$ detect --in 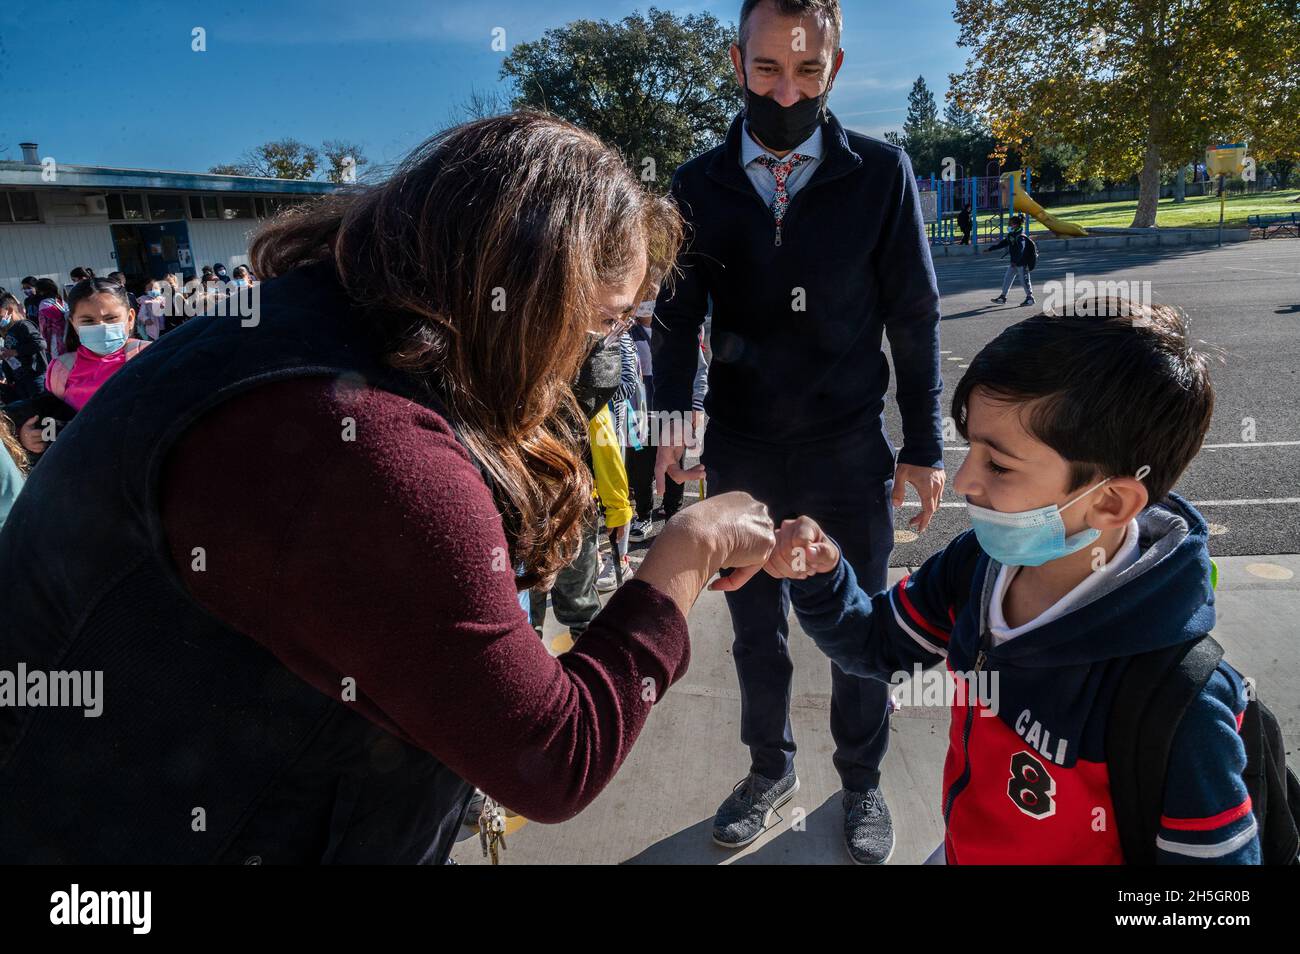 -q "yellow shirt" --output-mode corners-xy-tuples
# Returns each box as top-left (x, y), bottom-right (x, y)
(588, 405), (633, 529)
